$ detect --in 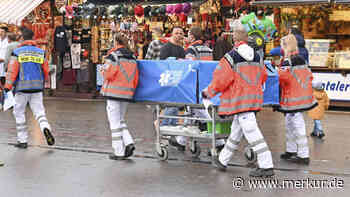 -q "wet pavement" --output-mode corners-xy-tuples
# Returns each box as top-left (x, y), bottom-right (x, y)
(1, 97), (350, 196)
